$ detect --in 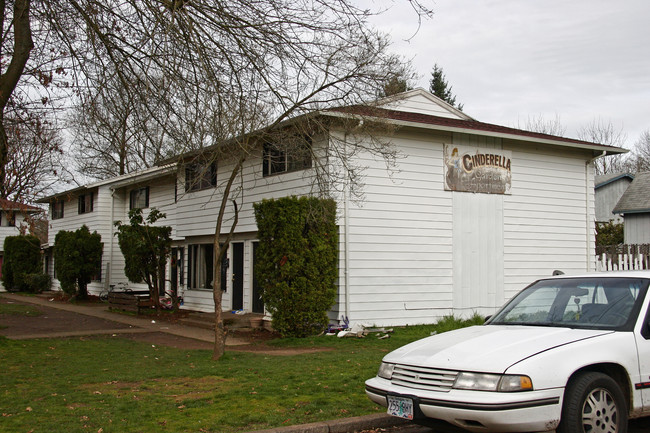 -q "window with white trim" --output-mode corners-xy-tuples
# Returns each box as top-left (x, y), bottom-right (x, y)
(129, 187), (150, 210)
